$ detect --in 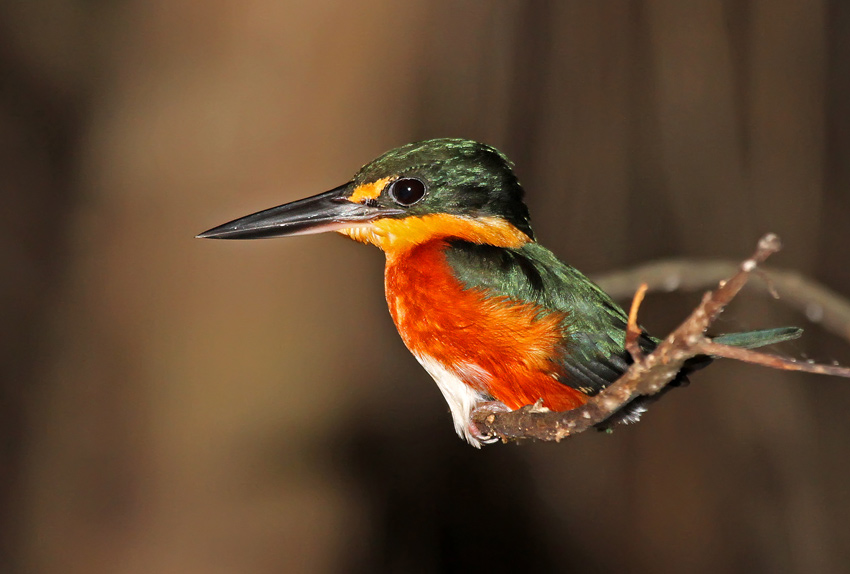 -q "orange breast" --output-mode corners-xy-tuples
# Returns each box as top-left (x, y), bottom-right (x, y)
(384, 240), (588, 411)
